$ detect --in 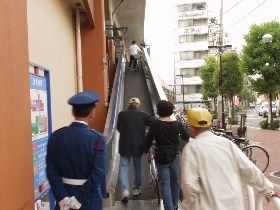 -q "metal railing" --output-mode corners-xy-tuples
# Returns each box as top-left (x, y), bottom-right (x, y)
(247, 185), (280, 210)
(103, 47), (125, 197)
